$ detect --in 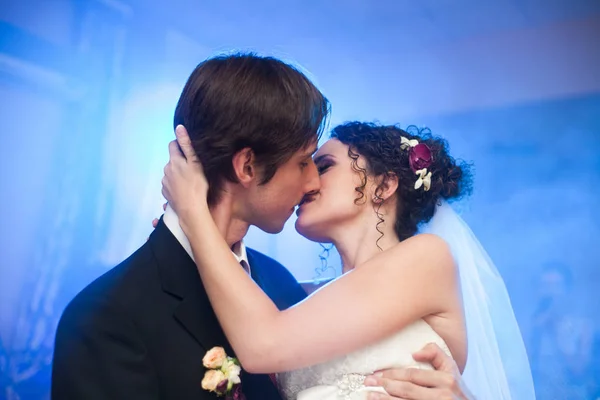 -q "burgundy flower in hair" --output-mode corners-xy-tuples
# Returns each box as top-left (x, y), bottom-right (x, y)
(408, 143), (433, 173)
